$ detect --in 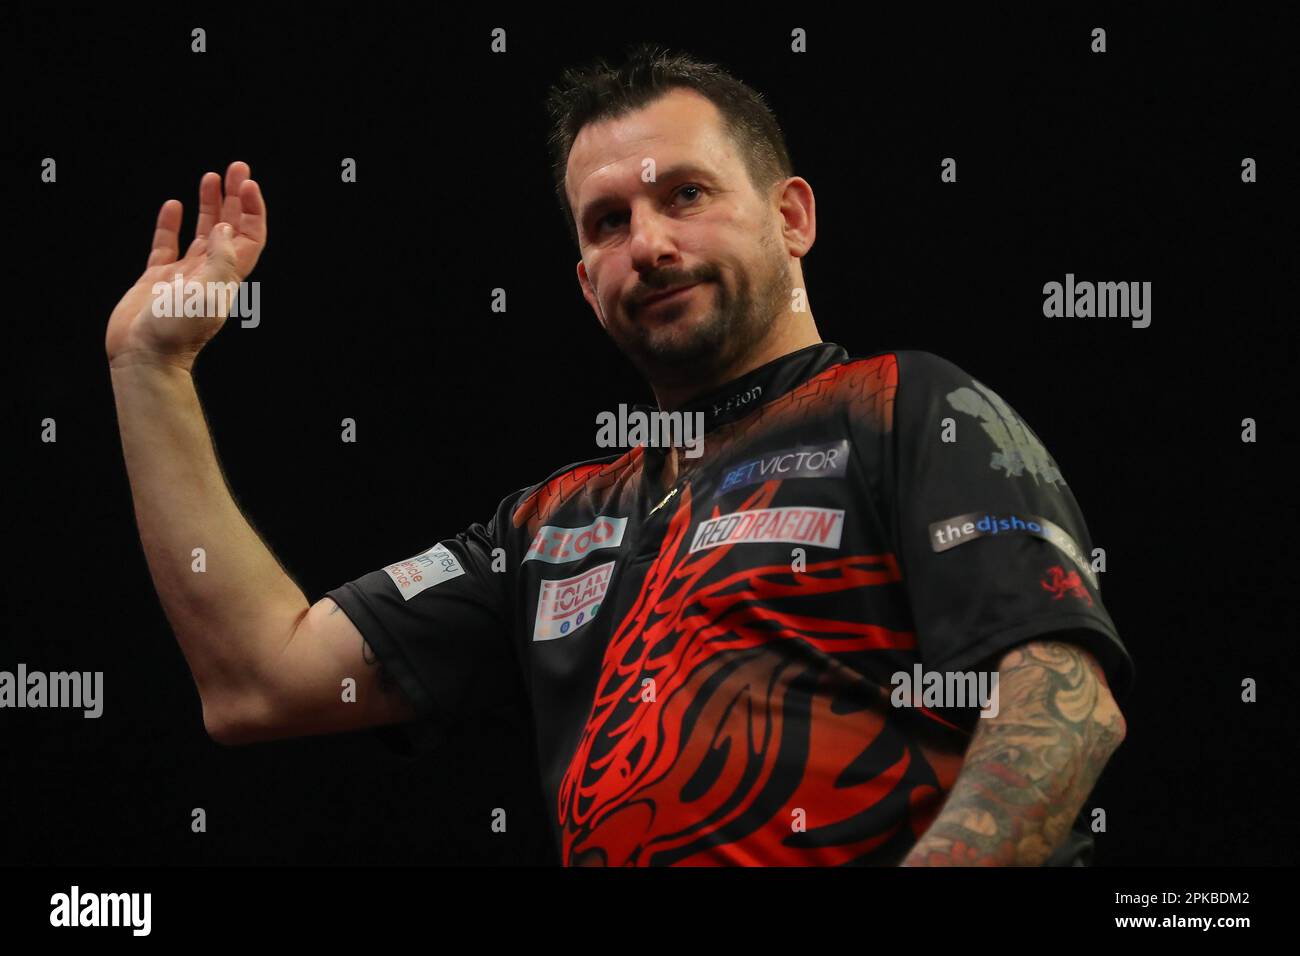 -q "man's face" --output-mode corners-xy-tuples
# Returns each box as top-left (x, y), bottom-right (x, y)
(569, 88), (793, 390)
